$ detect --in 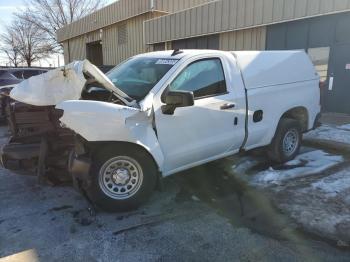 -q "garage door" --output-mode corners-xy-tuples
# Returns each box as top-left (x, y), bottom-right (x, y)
(86, 41), (103, 66)
(266, 12), (350, 114)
